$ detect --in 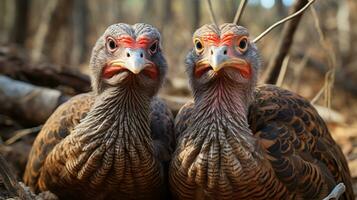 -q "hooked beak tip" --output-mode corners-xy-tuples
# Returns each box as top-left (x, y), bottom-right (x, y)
(130, 69), (141, 74)
(211, 65), (221, 72)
